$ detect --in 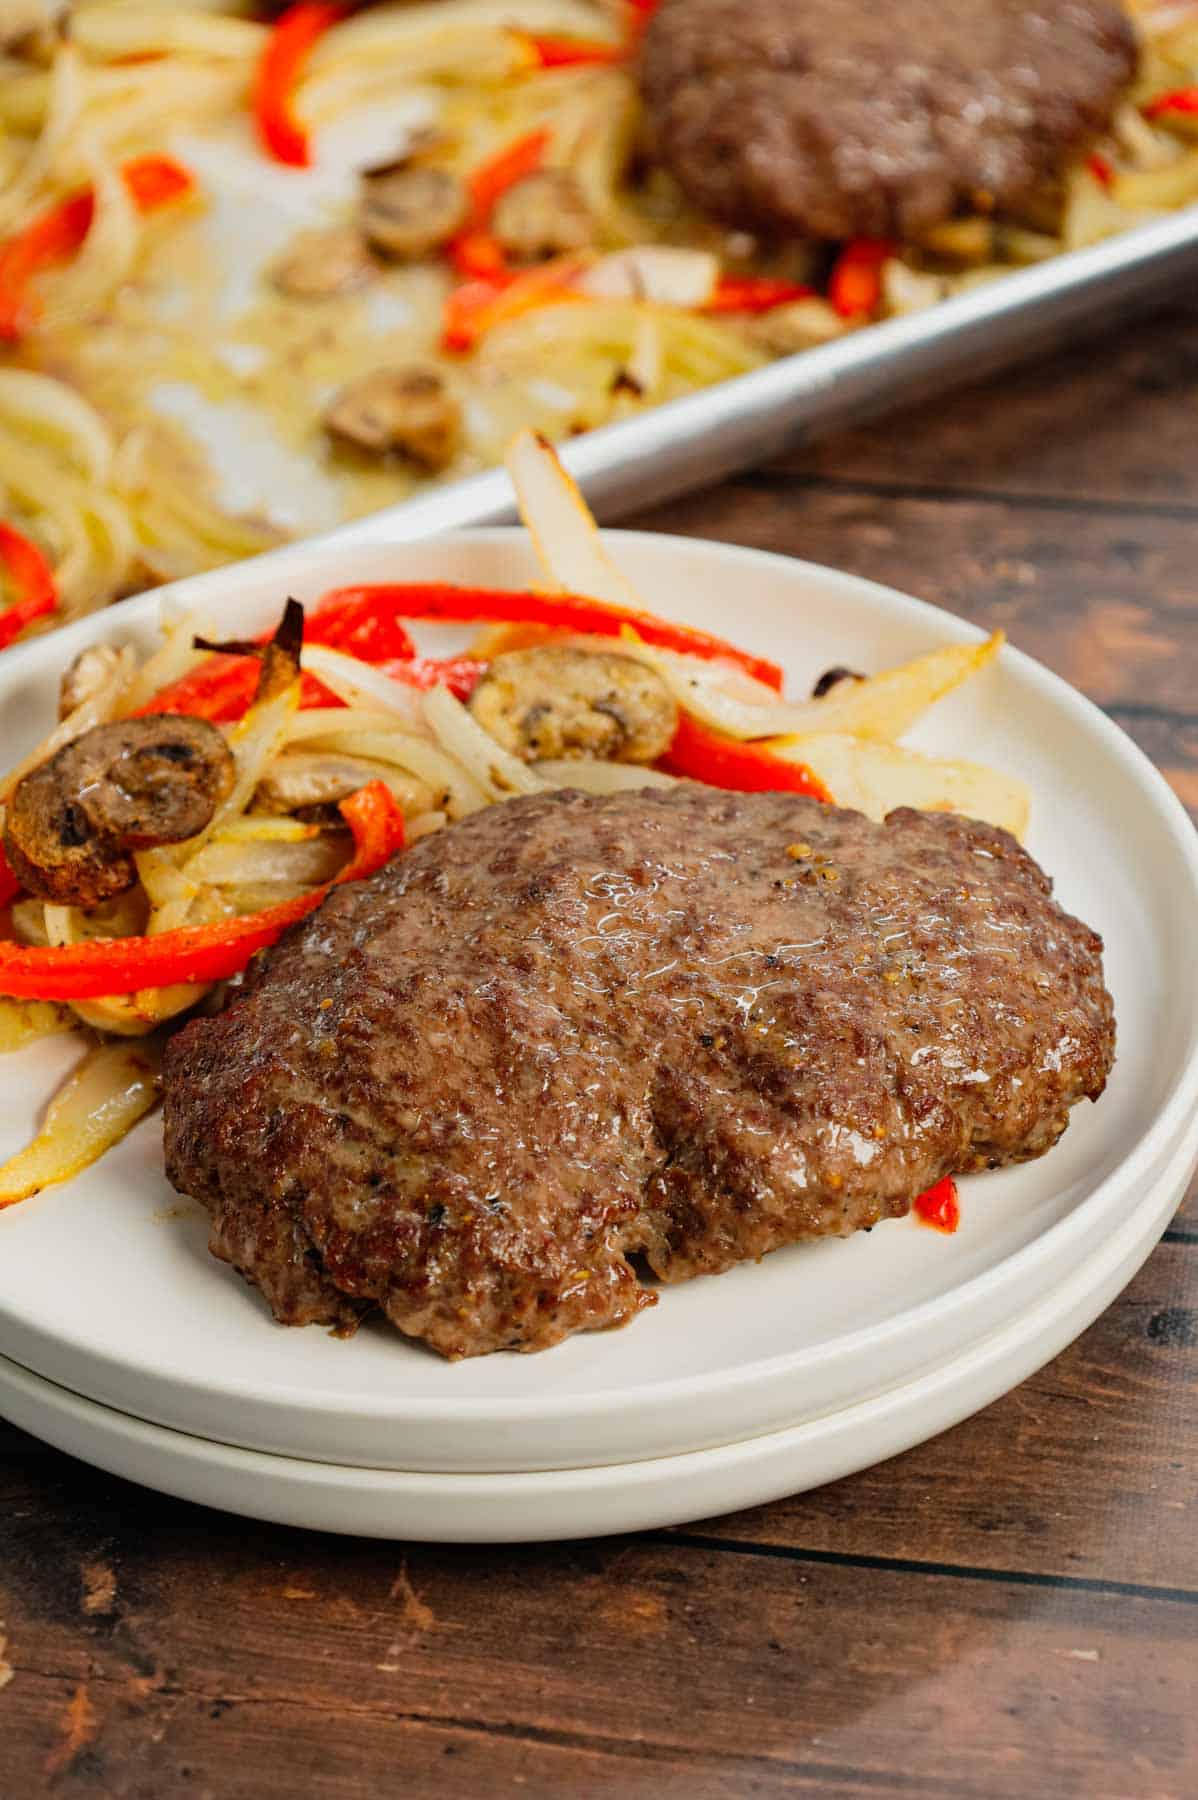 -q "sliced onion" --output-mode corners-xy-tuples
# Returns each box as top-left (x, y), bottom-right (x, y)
(421, 685), (545, 803)
(533, 759), (678, 794)
(505, 427), (645, 610)
(577, 247), (719, 308)
(0, 44), (85, 235)
(0, 1041), (161, 1209)
(182, 834), (348, 890)
(213, 815), (324, 843)
(586, 638), (802, 739)
(301, 645), (425, 726)
(0, 370), (114, 485)
(296, 726), (486, 819)
(39, 138), (141, 336)
(121, 608), (219, 714)
(139, 680), (301, 933)
(306, 0), (603, 68)
(69, 8), (268, 61)
(0, 999), (75, 1055)
(284, 707), (420, 744)
(41, 902), (207, 1036)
